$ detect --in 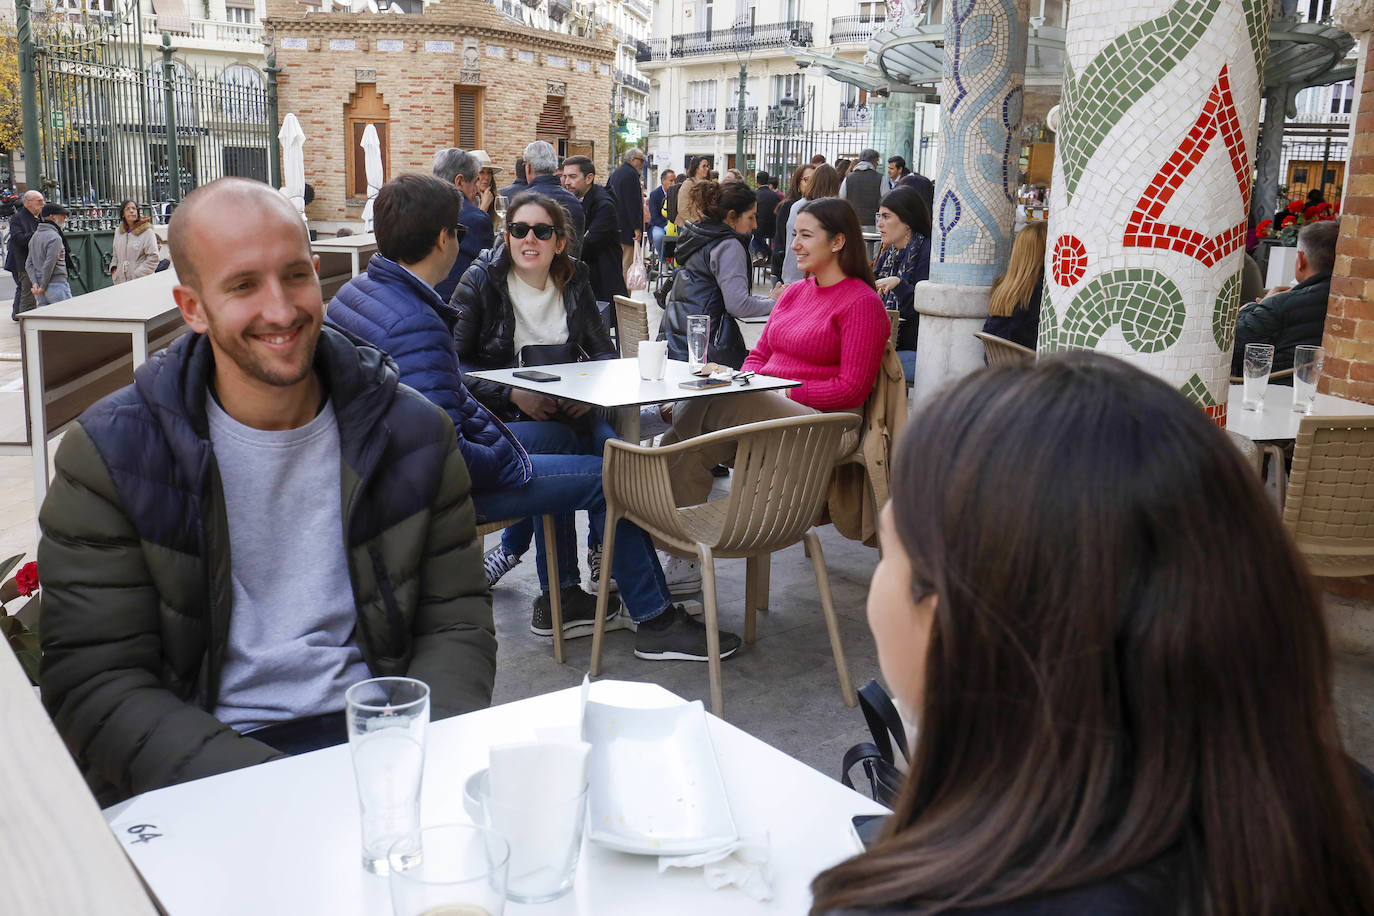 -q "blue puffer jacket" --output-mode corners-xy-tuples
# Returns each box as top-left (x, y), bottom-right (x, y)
(328, 254), (532, 492)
